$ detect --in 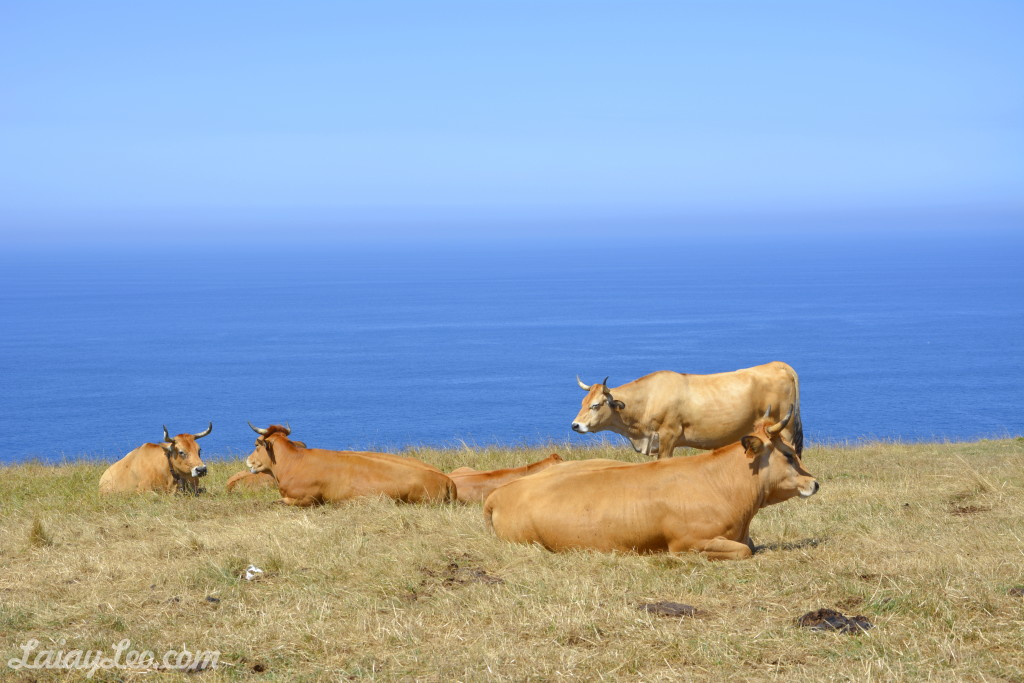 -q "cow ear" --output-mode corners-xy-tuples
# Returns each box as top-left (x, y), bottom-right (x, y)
(264, 440), (277, 464)
(161, 443), (175, 458)
(609, 399), (625, 410)
(741, 436), (764, 457)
